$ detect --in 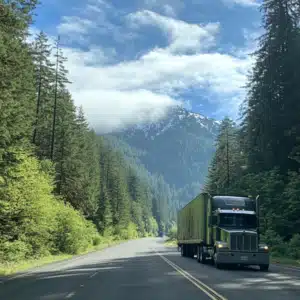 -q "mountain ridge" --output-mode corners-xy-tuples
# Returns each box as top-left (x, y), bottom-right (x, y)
(119, 106), (220, 139)
(105, 106), (219, 204)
